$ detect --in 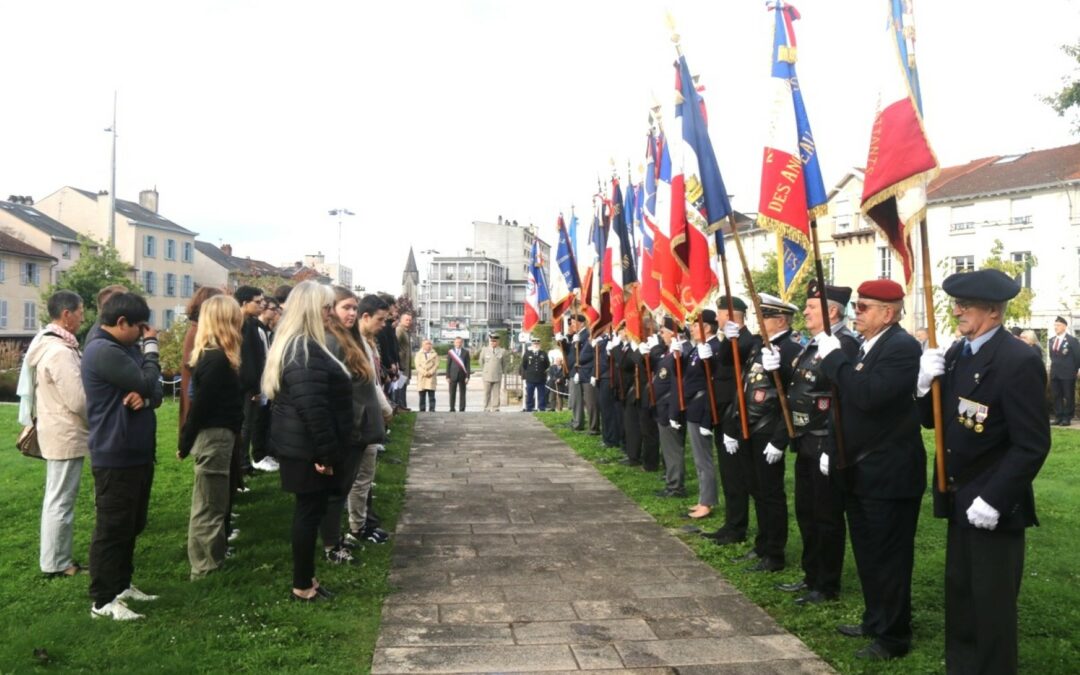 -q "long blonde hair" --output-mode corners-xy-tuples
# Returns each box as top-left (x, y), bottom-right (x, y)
(189, 295), (243, 371)
(261, 281), (348, 399)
